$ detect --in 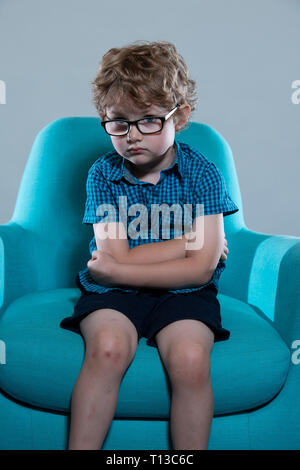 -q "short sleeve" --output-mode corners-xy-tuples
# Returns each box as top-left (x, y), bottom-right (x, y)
(82, 166), (119, 224)
(197, 162), (239, 217)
